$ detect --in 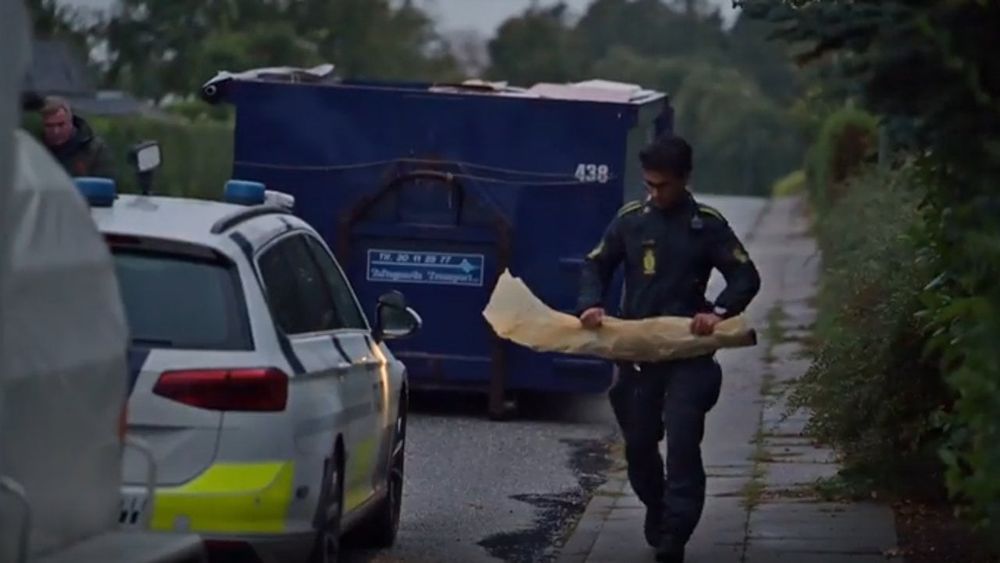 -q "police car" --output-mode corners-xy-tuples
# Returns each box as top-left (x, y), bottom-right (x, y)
(77, 163), (419, 563)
